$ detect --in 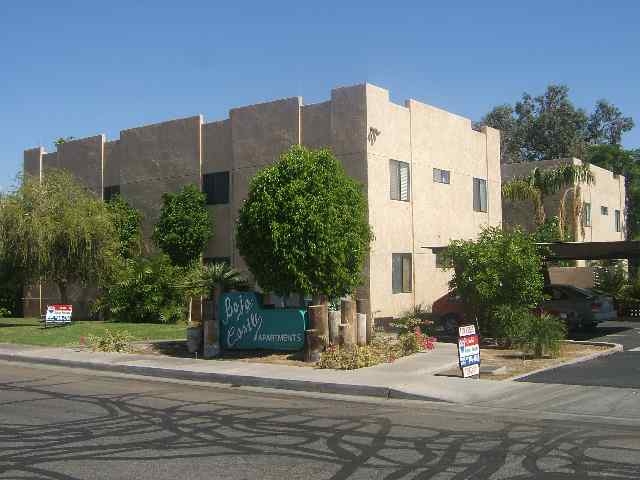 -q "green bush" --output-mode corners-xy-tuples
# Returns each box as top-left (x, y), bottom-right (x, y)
(317, 344), (384, 370)
(0, 307), (11, 318)
(509, 312), (566, 358)
(390, 304), (435, 336)
(96, 254), (188, 323)
(444, 227), (545, 338)
(237, 145), (372, 299)
(87, 329), (132, 353)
